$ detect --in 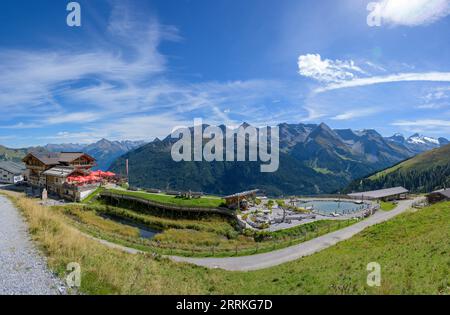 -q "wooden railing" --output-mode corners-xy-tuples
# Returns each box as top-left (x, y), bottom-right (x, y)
(100, 191), (236, 218)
